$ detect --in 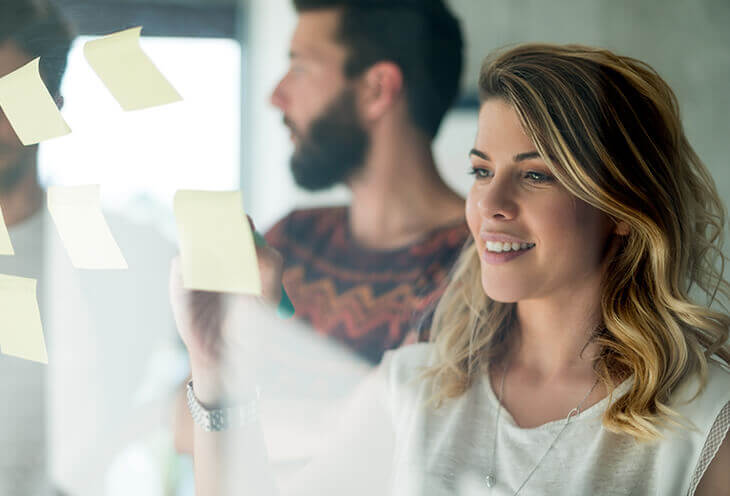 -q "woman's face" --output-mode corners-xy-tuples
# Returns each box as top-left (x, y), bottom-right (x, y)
(466, 99), (616, 303)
